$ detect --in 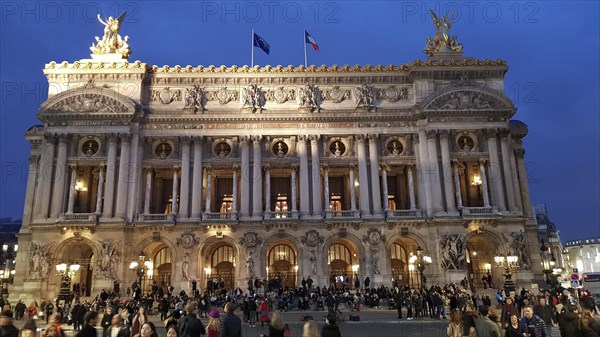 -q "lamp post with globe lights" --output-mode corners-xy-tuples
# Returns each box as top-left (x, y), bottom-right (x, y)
(494, 254), (519, 294)
(0, 244), (17, 300)
(55, 261), (80, 301)
(409, 246), (432, 289)
(129, 251), (153, 293)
